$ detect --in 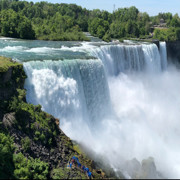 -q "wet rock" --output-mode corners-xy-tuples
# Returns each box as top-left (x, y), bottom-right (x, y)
(124, 157), (163, 179)
(125, 158), (141, 178)
(137, 157), (162, 179)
